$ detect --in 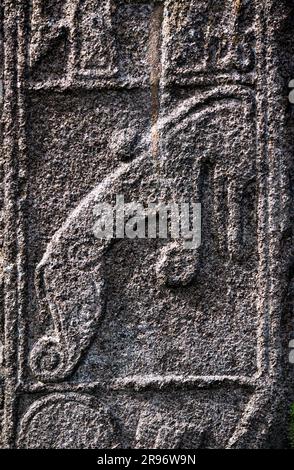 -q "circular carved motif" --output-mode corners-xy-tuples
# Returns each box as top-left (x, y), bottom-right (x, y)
(17, 394), (118, 449)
